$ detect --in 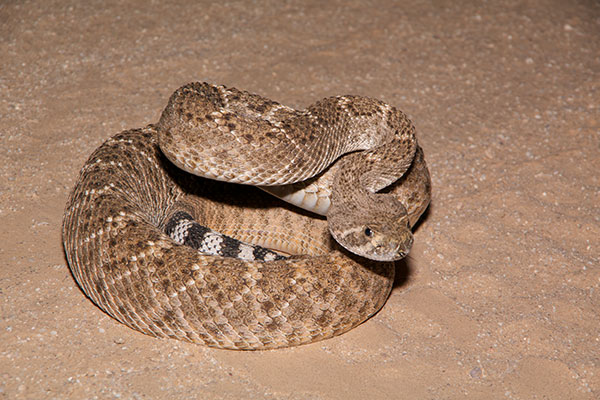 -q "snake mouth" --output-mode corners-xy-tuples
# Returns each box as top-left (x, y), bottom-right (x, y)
(365, 242), (411, 262)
